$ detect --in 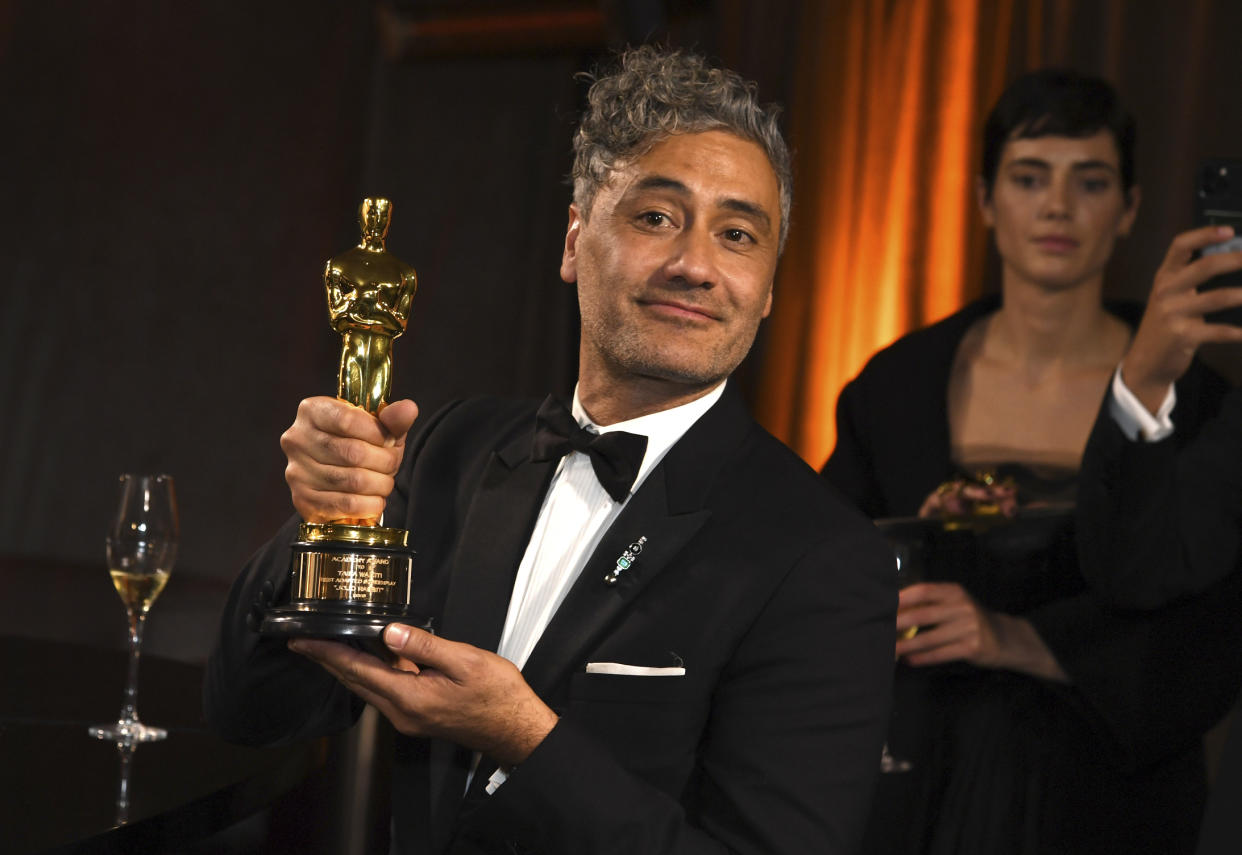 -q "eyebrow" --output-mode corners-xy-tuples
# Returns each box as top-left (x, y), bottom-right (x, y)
(634, 175), (689, 194)
(632, 174), (774, 234)
(1007, 157), (1119, 174)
